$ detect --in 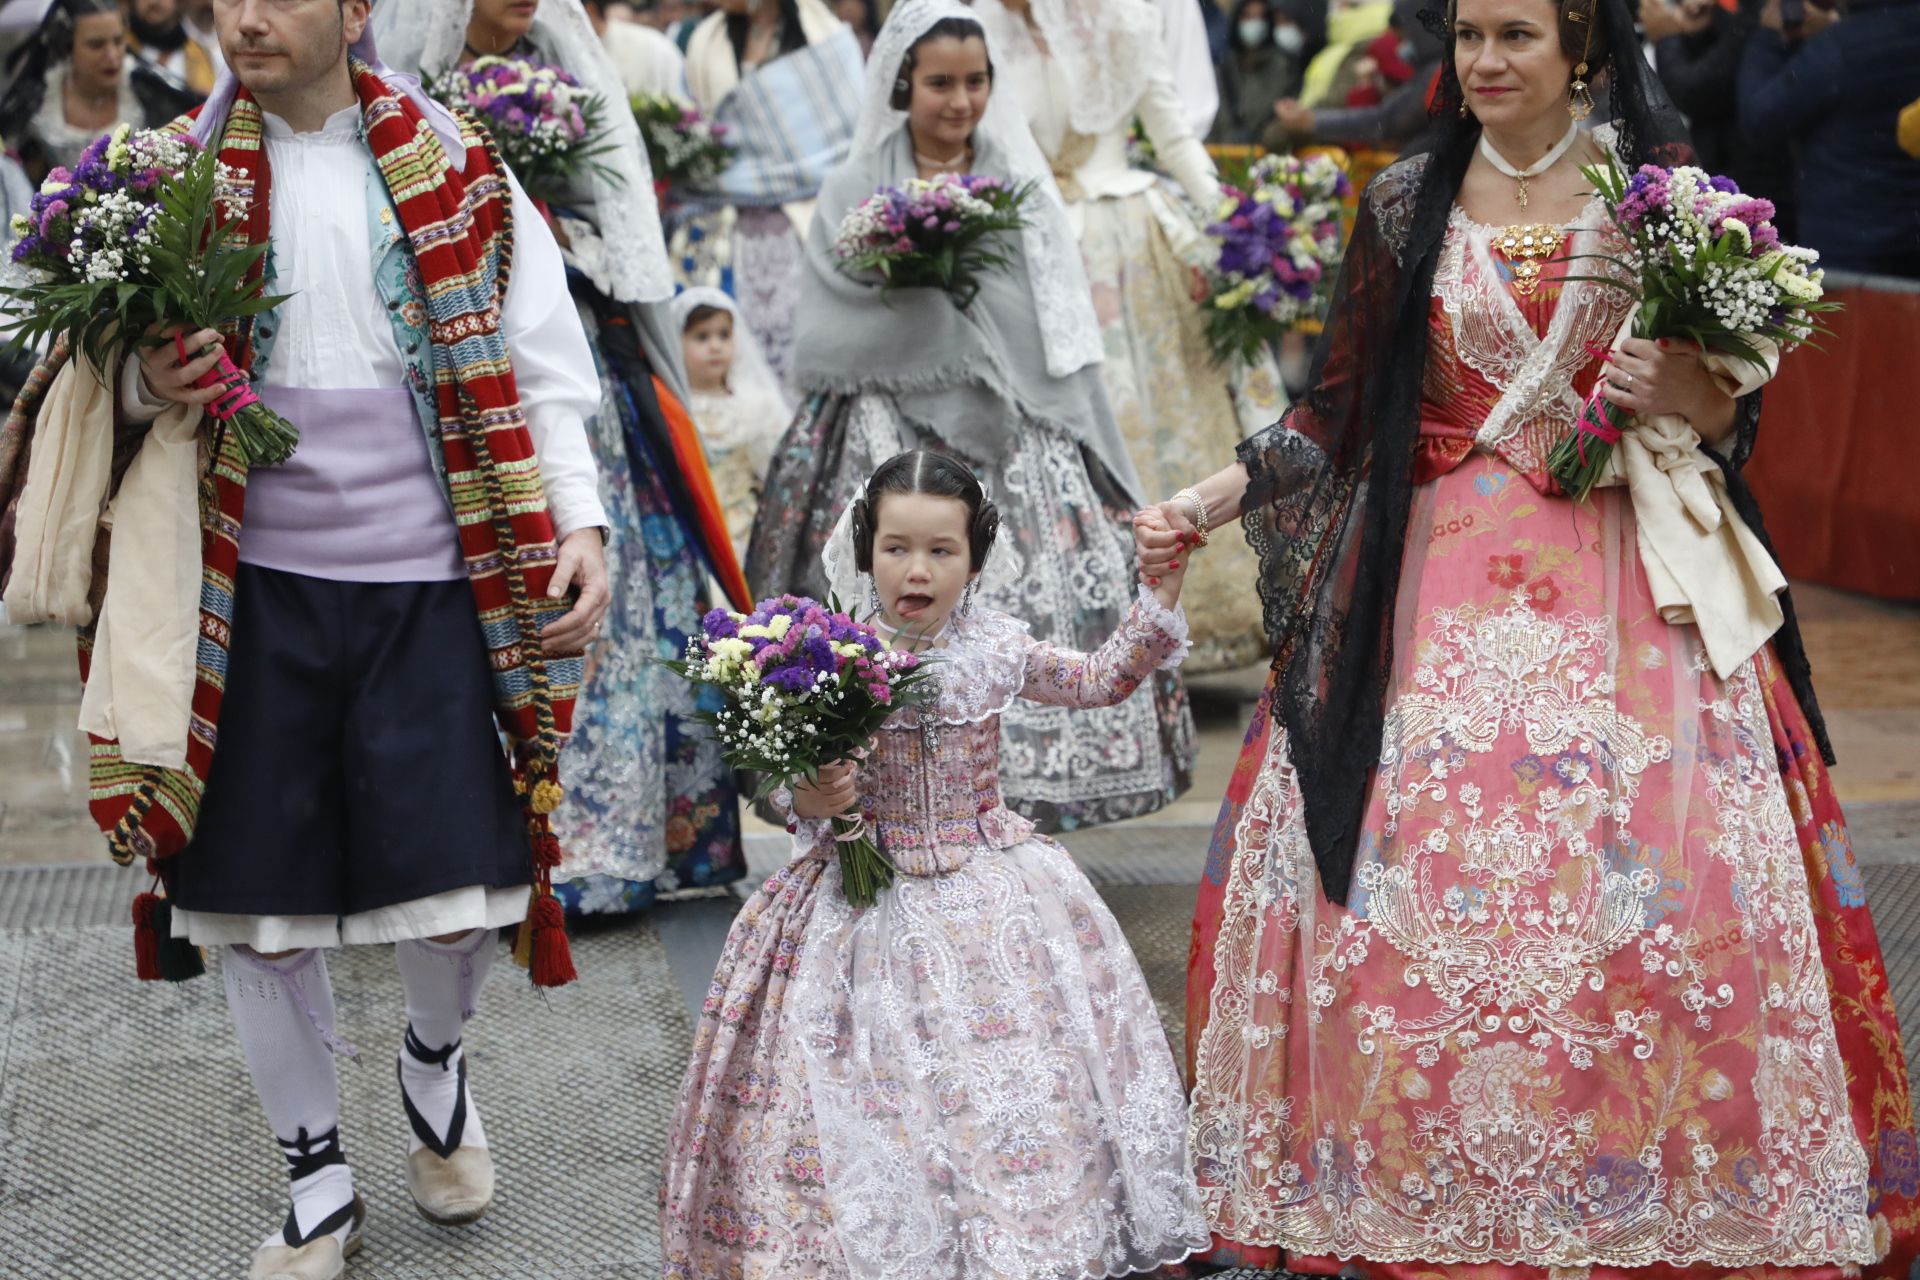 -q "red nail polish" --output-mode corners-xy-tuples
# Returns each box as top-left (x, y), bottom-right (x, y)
(1170, 560), (1180, 570)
